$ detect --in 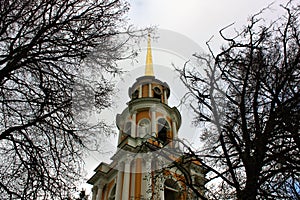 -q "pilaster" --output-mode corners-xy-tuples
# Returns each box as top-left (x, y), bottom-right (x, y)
(172, 119), (178, 147)
(131, 112), (137, 137)
(139, 85), (142, 98)
(149, 83), (152, 97)
(164, 90), (168, 104)
(150, 107), (156, 136)
(122, 155), (132, 200)
(95, 183), (104, 200)
(143, 153), (153, 199)
(115, 162), (124, 200)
